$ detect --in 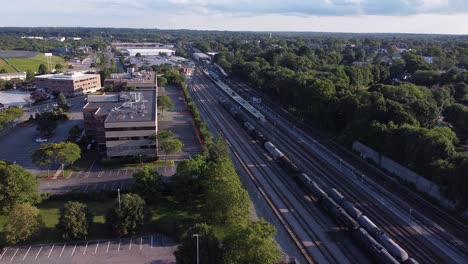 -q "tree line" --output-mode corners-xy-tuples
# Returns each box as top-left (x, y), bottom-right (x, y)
(208, 37), (468, 208)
